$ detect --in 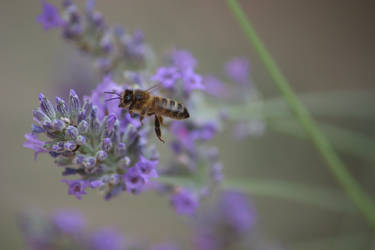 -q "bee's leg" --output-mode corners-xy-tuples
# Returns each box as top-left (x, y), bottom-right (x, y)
(139, 108), (147, 126)
(154, 115), (165, 143)
(158, 116), (164, 126)
(128, 103), (135, 117)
